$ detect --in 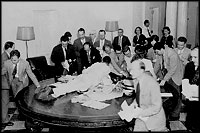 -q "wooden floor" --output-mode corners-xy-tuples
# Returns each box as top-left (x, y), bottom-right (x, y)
(1, 100), (189, 133)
